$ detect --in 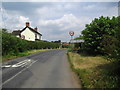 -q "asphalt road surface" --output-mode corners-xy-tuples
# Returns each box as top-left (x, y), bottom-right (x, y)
(1, 49), (80, 88)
